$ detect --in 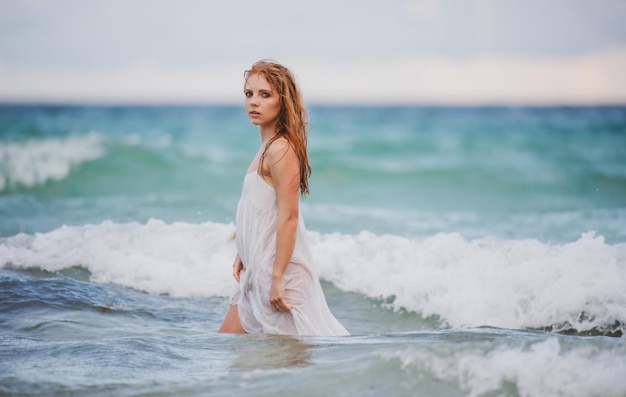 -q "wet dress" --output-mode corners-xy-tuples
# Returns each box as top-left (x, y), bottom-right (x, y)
(229, 171), (349, 336)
